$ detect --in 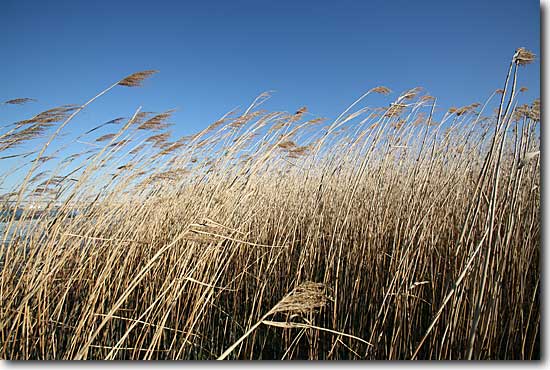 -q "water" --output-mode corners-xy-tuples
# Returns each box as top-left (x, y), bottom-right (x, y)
(1, 219), (39, 245)
(0, 209), (76, 220)
(1, 209), (82, 250)
(0, 209), (24, 219)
